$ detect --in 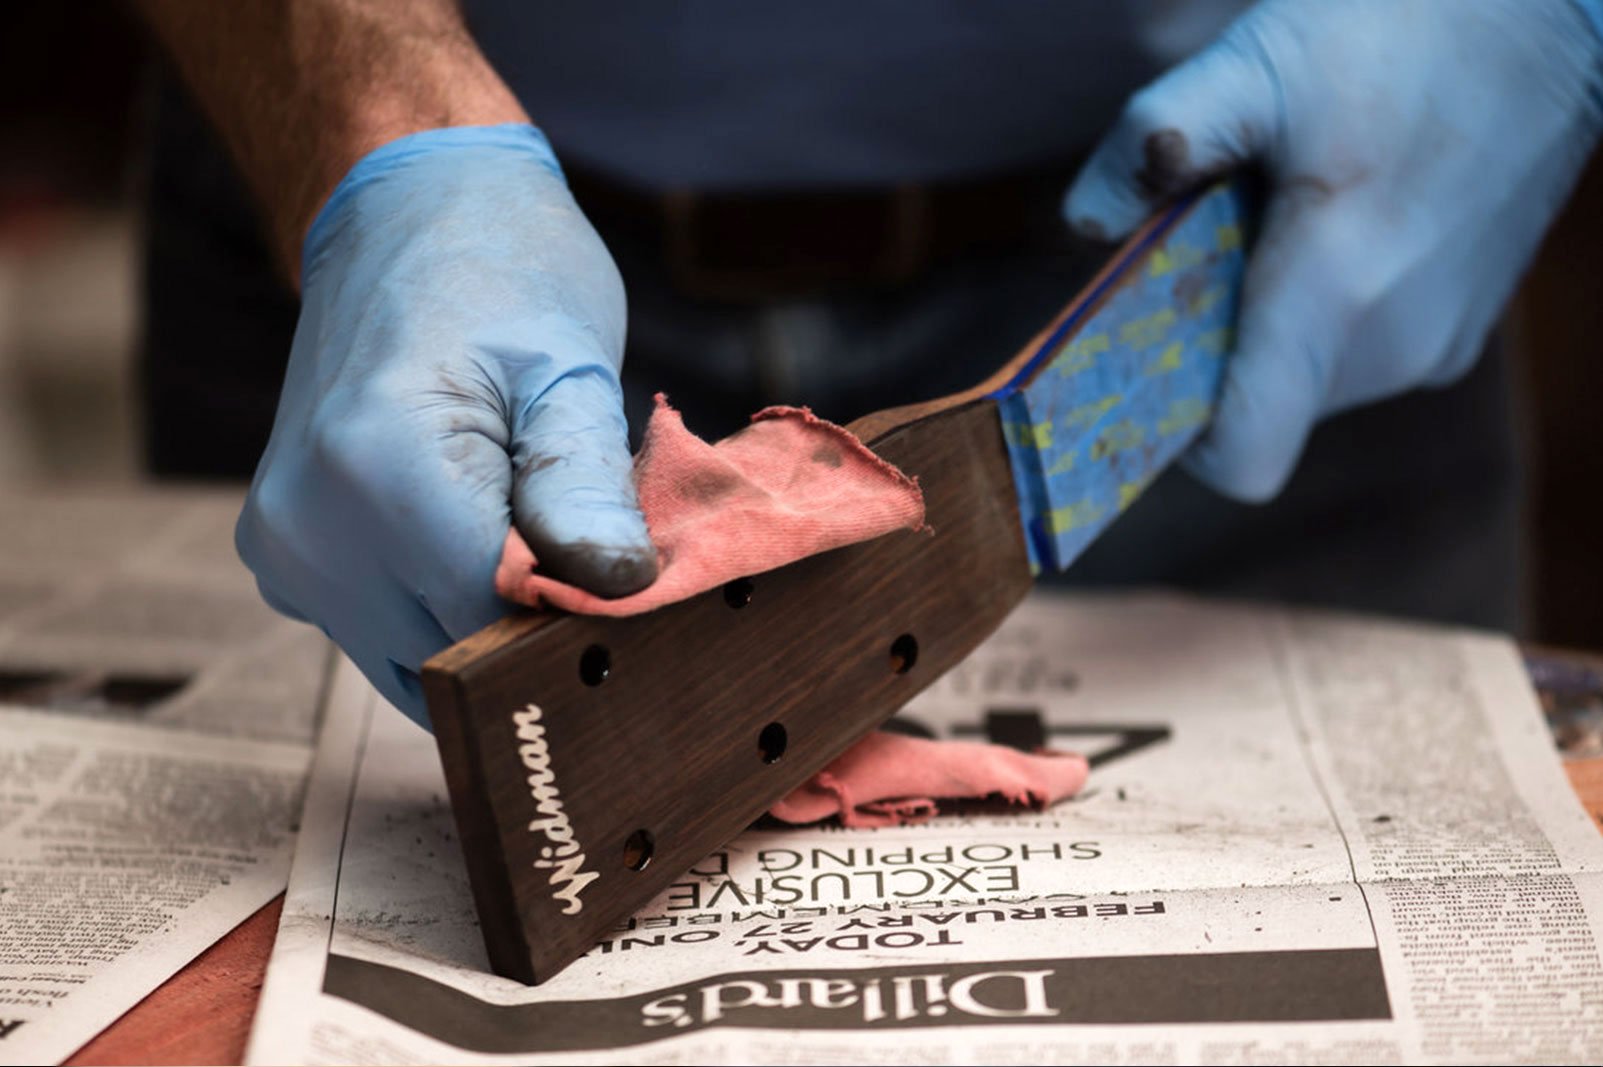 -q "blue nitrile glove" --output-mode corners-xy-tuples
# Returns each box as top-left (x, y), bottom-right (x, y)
(1065, 0), (1603, 501)
(236, 124), (655, 725)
